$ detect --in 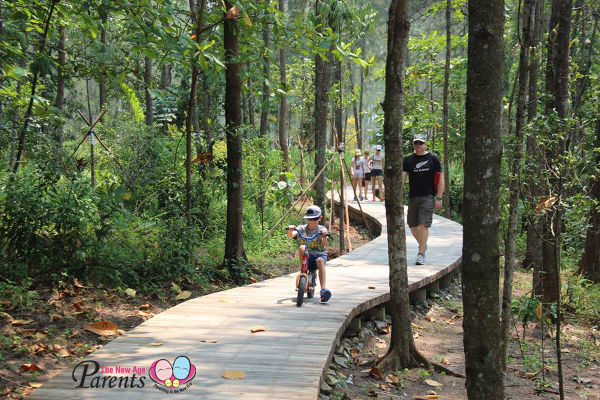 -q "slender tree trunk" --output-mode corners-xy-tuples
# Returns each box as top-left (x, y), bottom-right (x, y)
(99, 16), (107, 110)
(278, 0), (289, 171)
(259, 18), (270, 138)
(378, 0), (427, 372)
(502, 0), (535, 371)
(348, 61), (361, 150)
(186, 0), (207, 219)
(55, 24), (66, 148)
(223, 0), (246, 268)
(144, 56), (153, 125)
(160, 64), (172, 88)
(359, 66), (364, 144)
(334, 58), (345, 253)
(12, 0), (60, 173)
(442, 0), (451, 218)
(463, 0), (505, 398)
(526, 0), (544, 298)
(313, 0), (332, 209)
(578, 104), (600, 282)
